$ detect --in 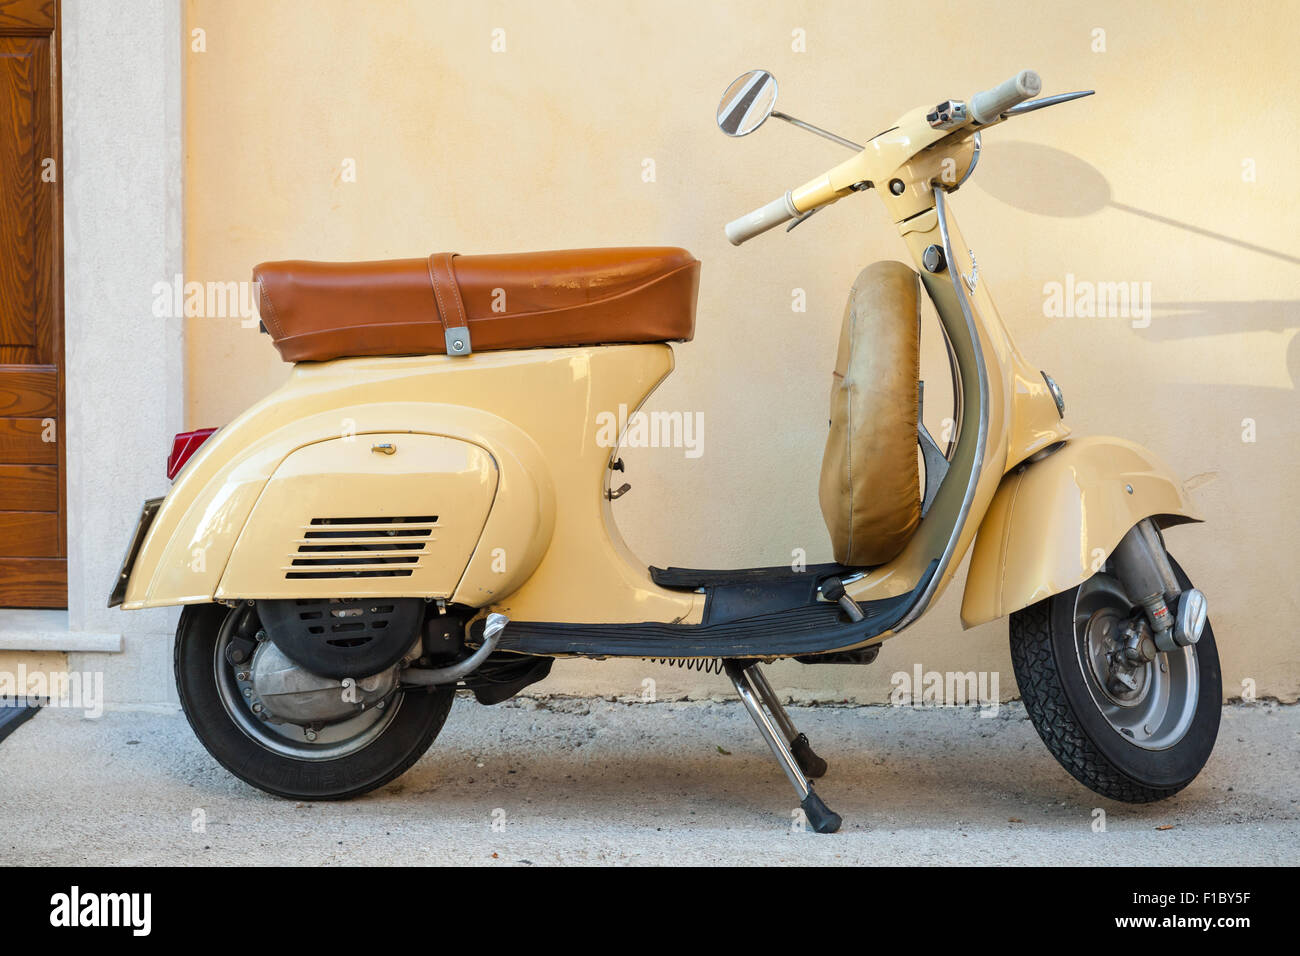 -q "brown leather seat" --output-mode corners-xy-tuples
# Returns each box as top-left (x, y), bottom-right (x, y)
(254, 247), (700, 363)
